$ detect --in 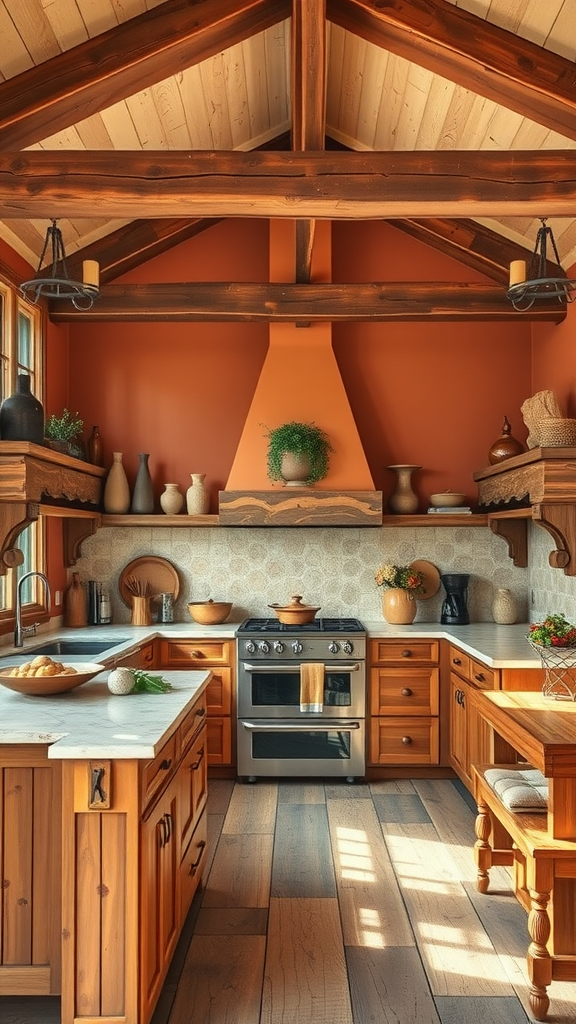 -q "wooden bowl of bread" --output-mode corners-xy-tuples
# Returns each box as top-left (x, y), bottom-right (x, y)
(0, 655), (105, 696)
